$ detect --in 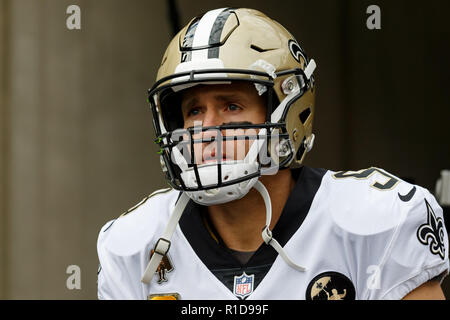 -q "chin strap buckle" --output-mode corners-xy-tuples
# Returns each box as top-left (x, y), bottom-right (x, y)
(262, 226), (273, 245)
(154, 238), (171, 256)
